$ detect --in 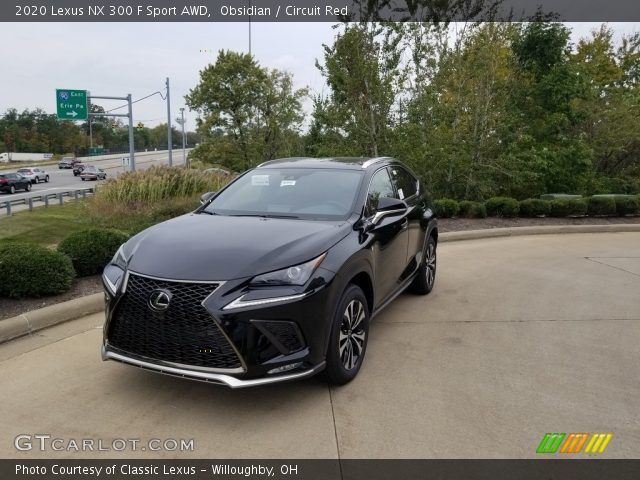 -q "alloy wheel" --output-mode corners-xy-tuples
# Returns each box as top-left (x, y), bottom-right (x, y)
(339, 299), (367, 371)
(425, 242), (436, 287)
